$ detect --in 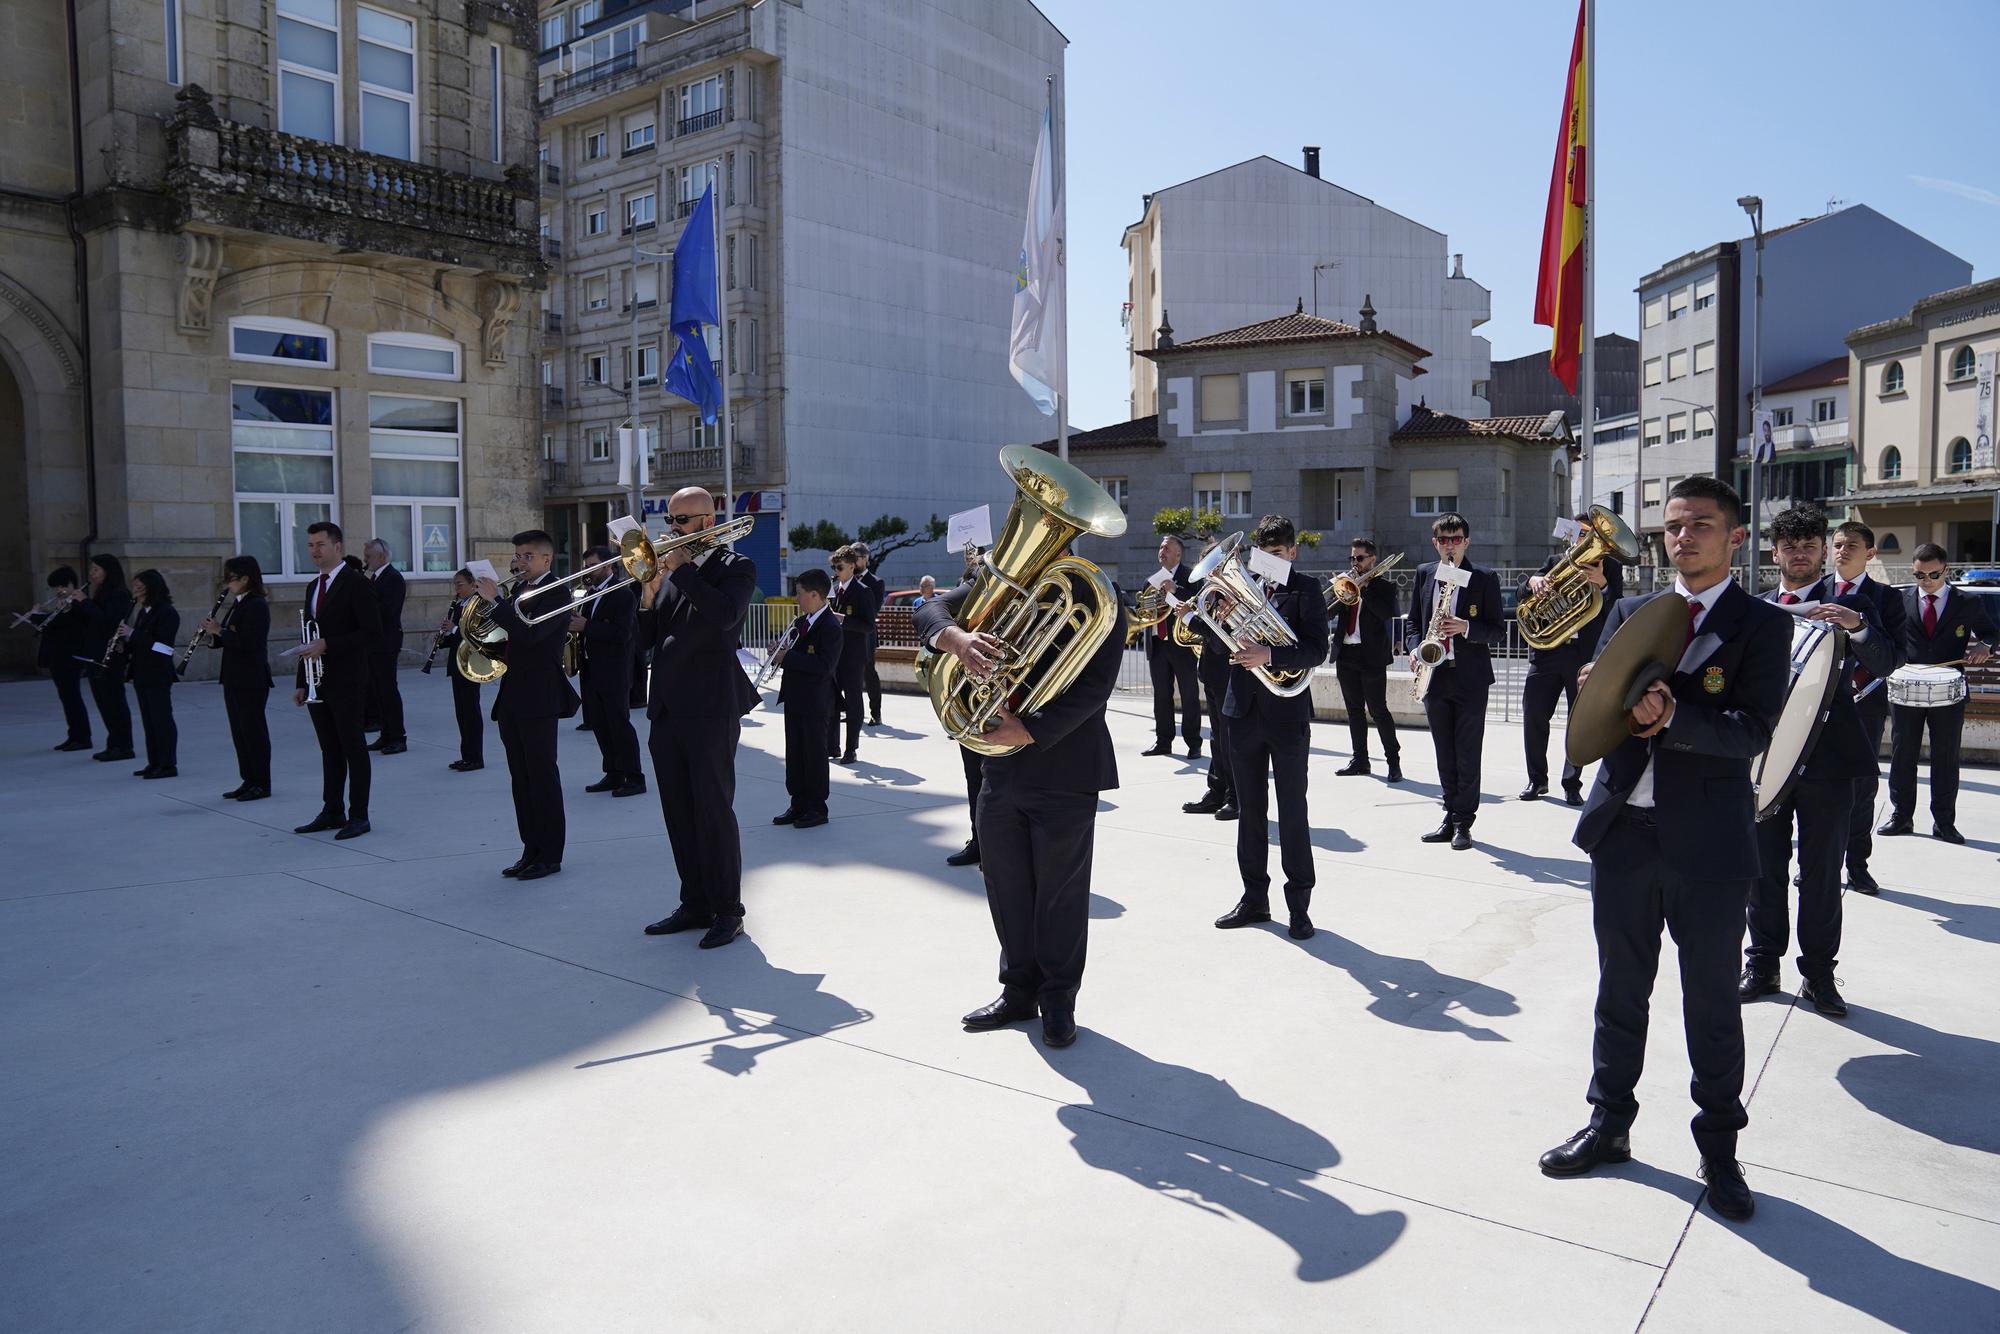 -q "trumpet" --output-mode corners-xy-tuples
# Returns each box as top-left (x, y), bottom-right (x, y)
(1187, 532), (1311, 696)
(299, 610), (324, 703)
(753, 617), (803, 690)
(1328, 552), (1404, 607)
(10, 590), (74, 631)
(1409, 560), (1457, 702)
(176, 588), (234, 678)
(515, 513), (758, 626)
